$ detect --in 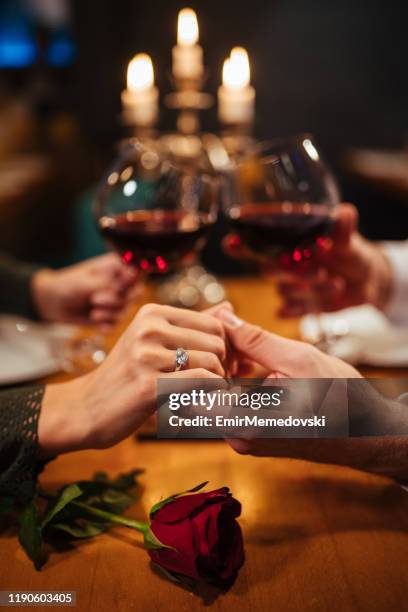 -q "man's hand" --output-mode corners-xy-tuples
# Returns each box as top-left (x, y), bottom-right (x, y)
(210, 304), (408, 483)
(31, 254), (139, 327)
(212, 302), (361, 379)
